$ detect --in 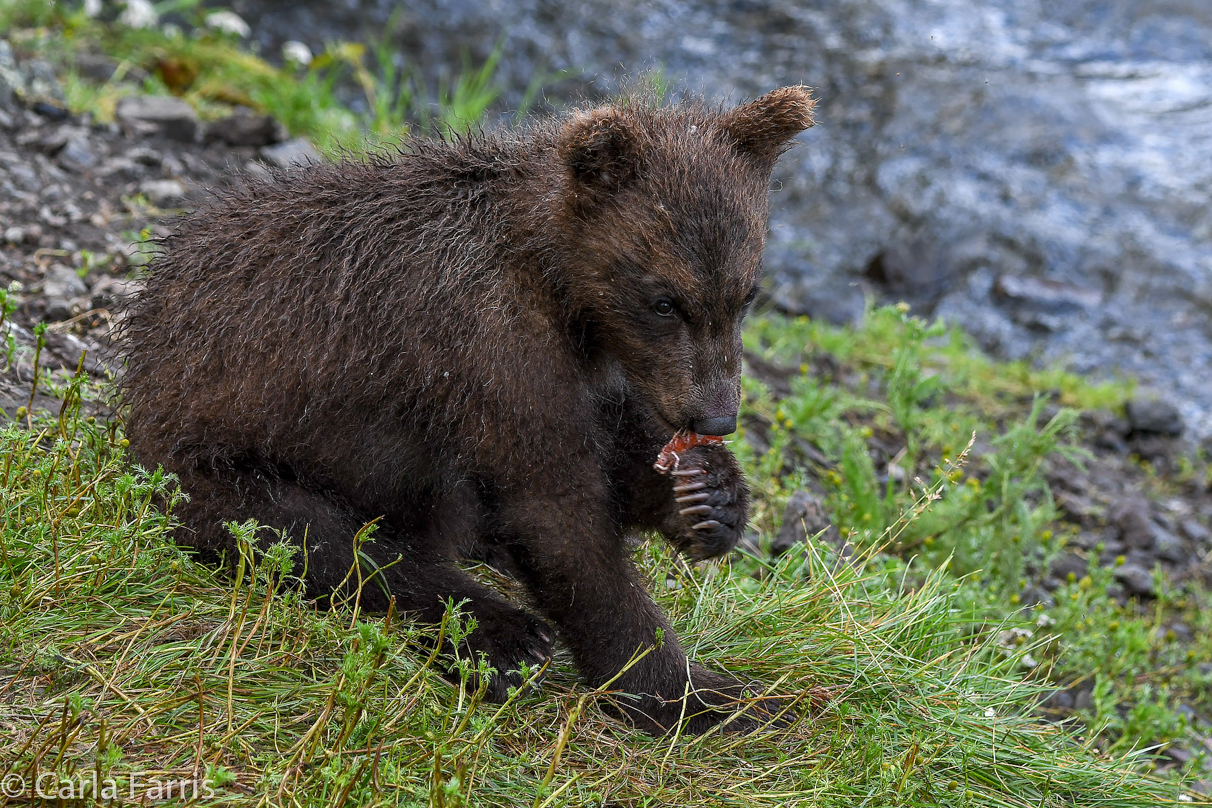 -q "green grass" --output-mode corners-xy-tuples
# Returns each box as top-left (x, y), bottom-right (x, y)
(0, 404), (1191, 805)
(1, 309), (1208, 805)
(742, 305), (1212, 776)
(3, 4), (1211, 801)
(2, 0), (533, 155)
